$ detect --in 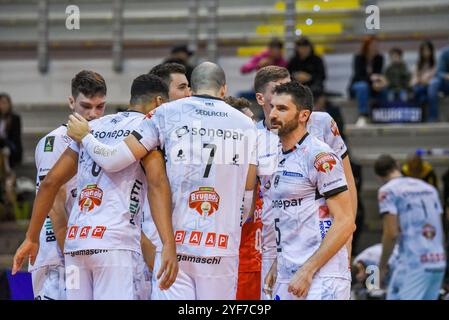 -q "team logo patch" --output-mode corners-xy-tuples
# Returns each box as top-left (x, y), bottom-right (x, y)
(189, 187), (220, 217)
(422, 223), (436, 240)
(79, 184), (103, 213)
(44, 136), (55, 152)
(314, 152), (336, 173)
(331, 119), (340, 137)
